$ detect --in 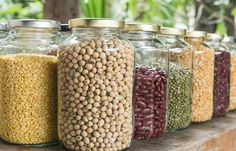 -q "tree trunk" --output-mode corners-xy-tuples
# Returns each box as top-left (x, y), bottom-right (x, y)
(43, 0), (79, 23)
(195, 0), (217, 33)
(224, 0), (236, 36)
